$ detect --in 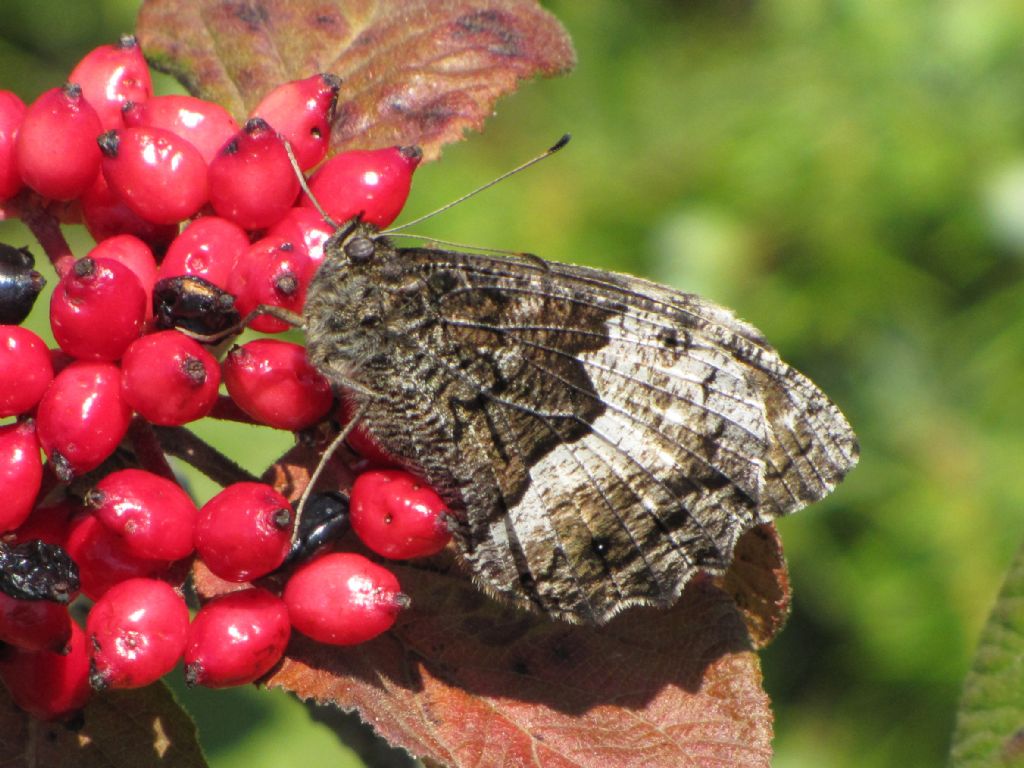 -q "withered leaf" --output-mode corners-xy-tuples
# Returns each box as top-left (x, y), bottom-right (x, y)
(718, 524), (792, 649)
(0, 682), (206, 768)
(136, 0), (576, 160)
